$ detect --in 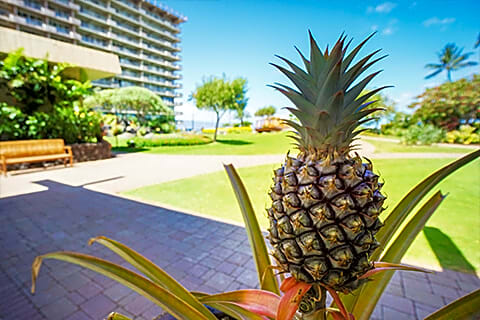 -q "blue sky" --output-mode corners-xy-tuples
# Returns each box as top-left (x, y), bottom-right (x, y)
(161, 0), (480, 125)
